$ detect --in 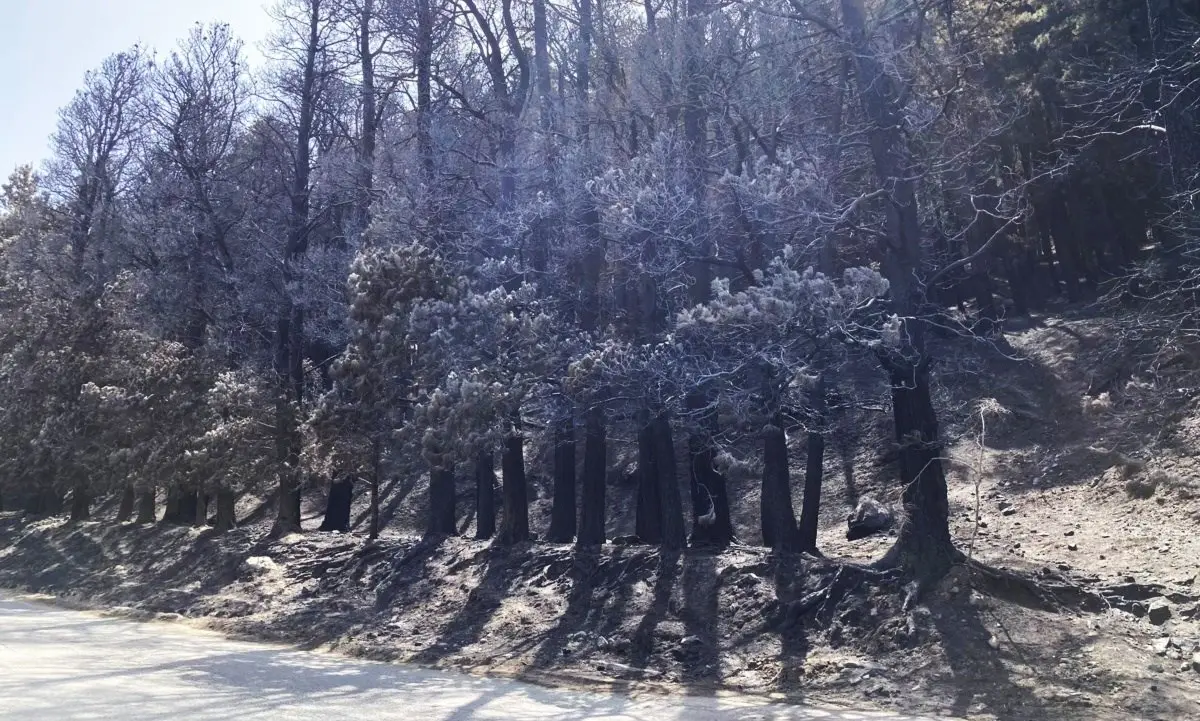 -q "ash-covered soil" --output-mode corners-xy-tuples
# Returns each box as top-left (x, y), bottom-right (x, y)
(3, 310), (1200, 720)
